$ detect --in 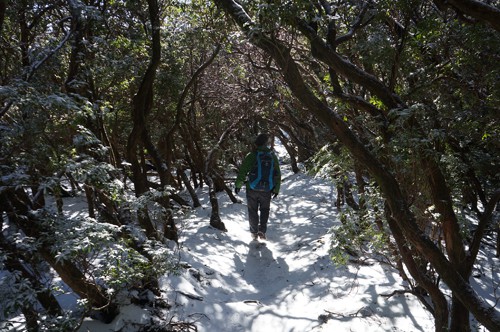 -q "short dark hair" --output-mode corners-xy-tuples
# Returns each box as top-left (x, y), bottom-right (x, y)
(255, 133), (269, 147)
